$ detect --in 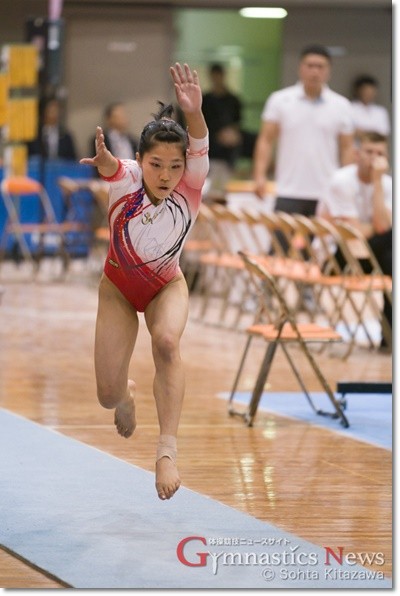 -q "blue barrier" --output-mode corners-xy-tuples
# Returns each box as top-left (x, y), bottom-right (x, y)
(0, 158), (95, 258)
